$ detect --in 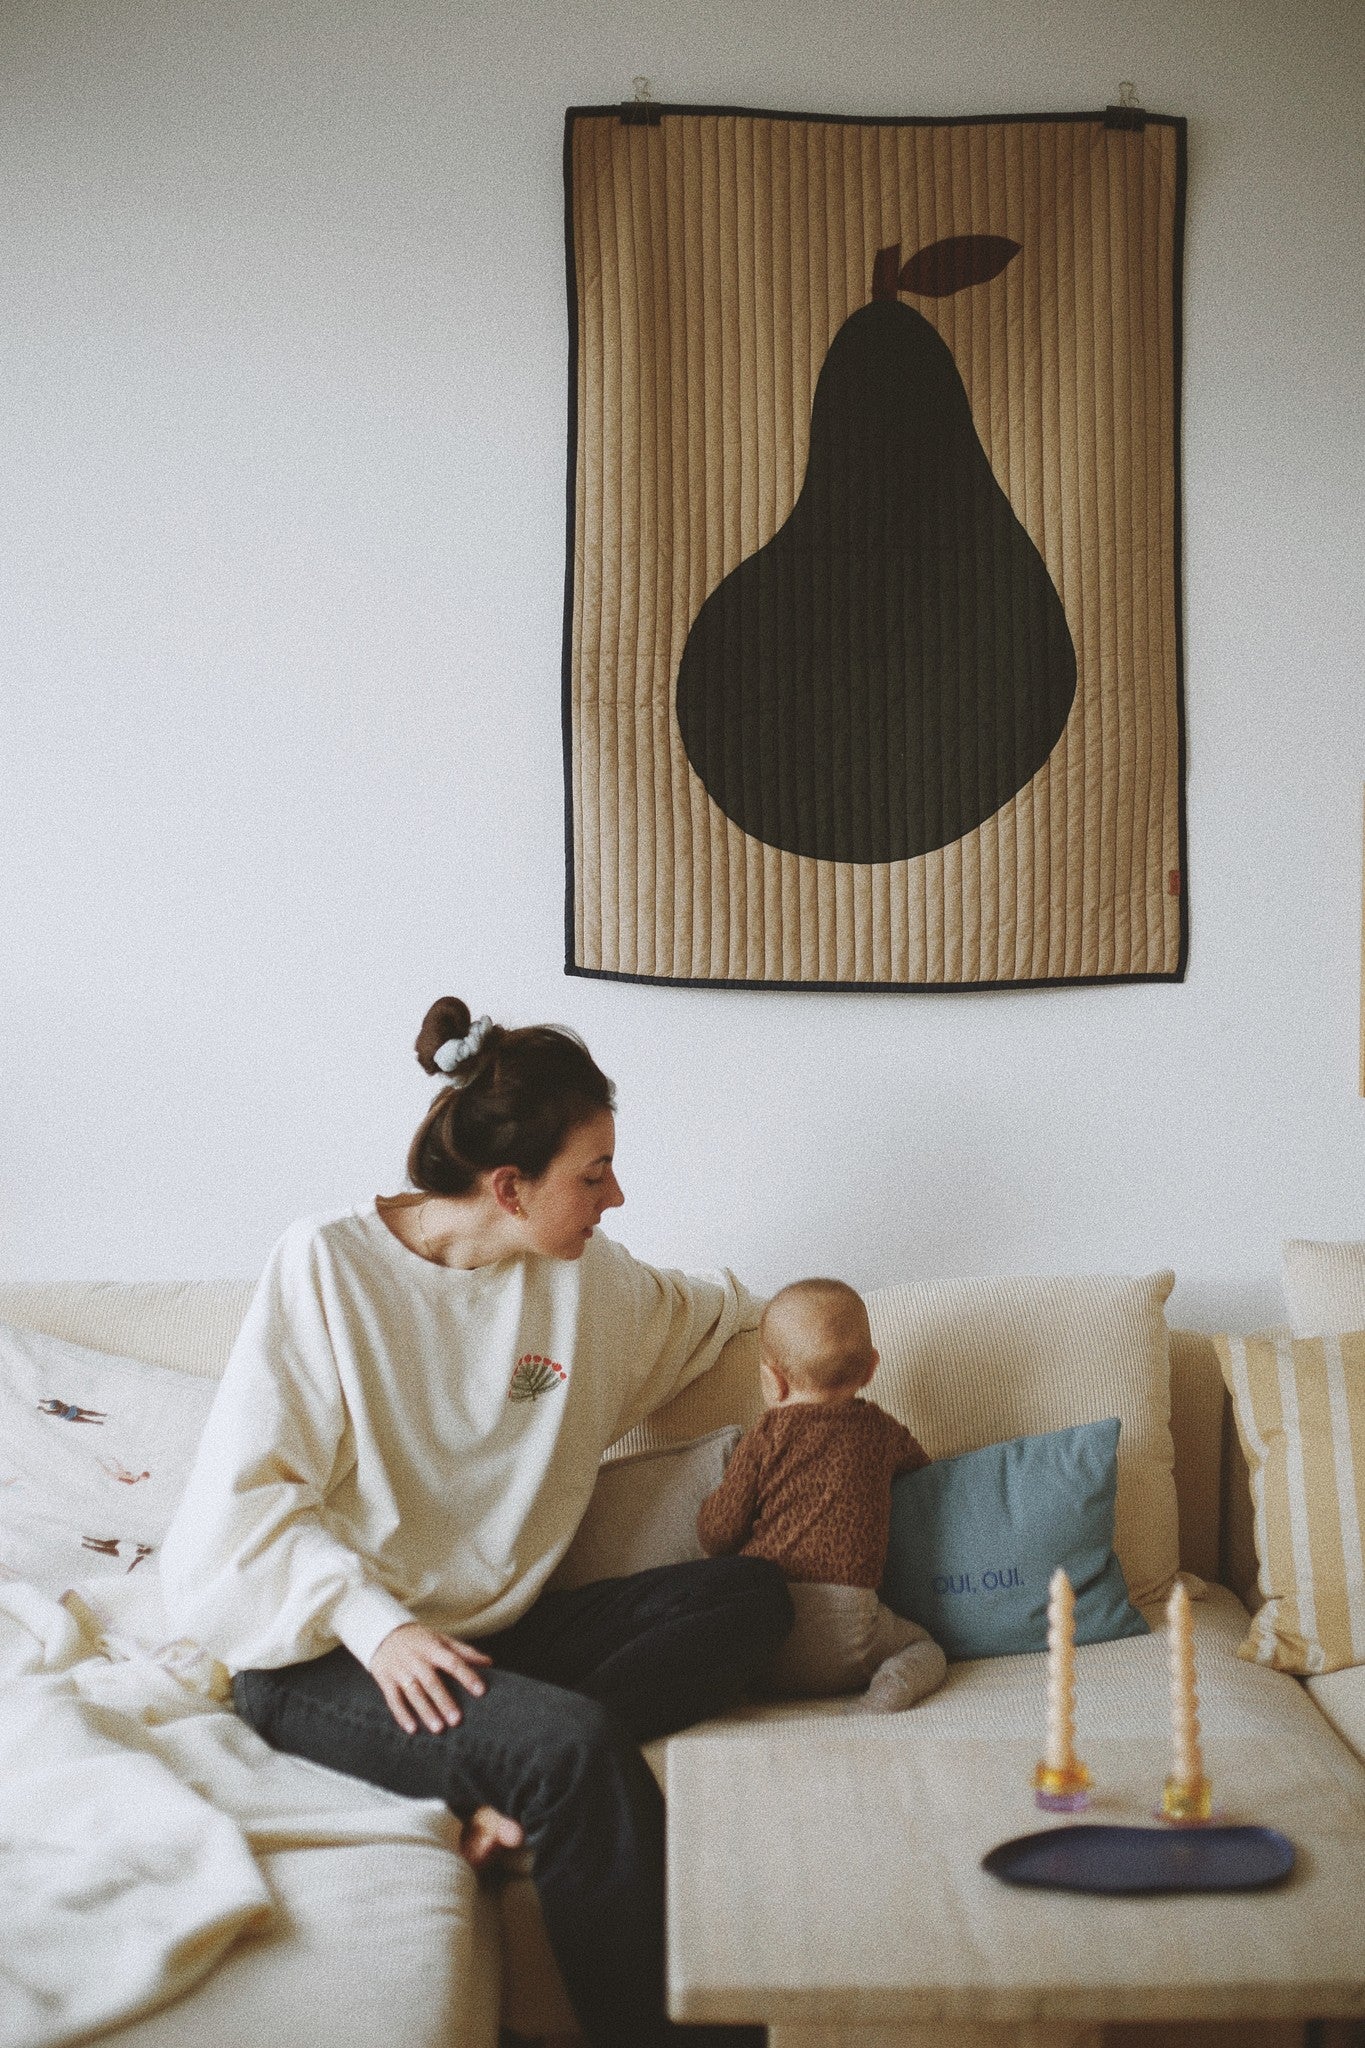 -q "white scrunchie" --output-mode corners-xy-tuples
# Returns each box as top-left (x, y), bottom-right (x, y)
(433, 1015), (493, 1076)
